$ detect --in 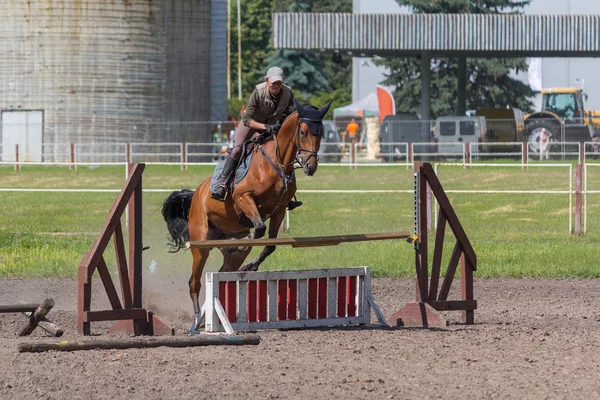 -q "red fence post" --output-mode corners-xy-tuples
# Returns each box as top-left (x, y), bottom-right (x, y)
(126, 143), (132, 166)
(15, 144), (20, 172)
(579, 142), (585, 165)
(522, 142), (527, 169)
(575, 164), (583, 235)
(70, 143), (75, 171)
(181, 142), (187, 171)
